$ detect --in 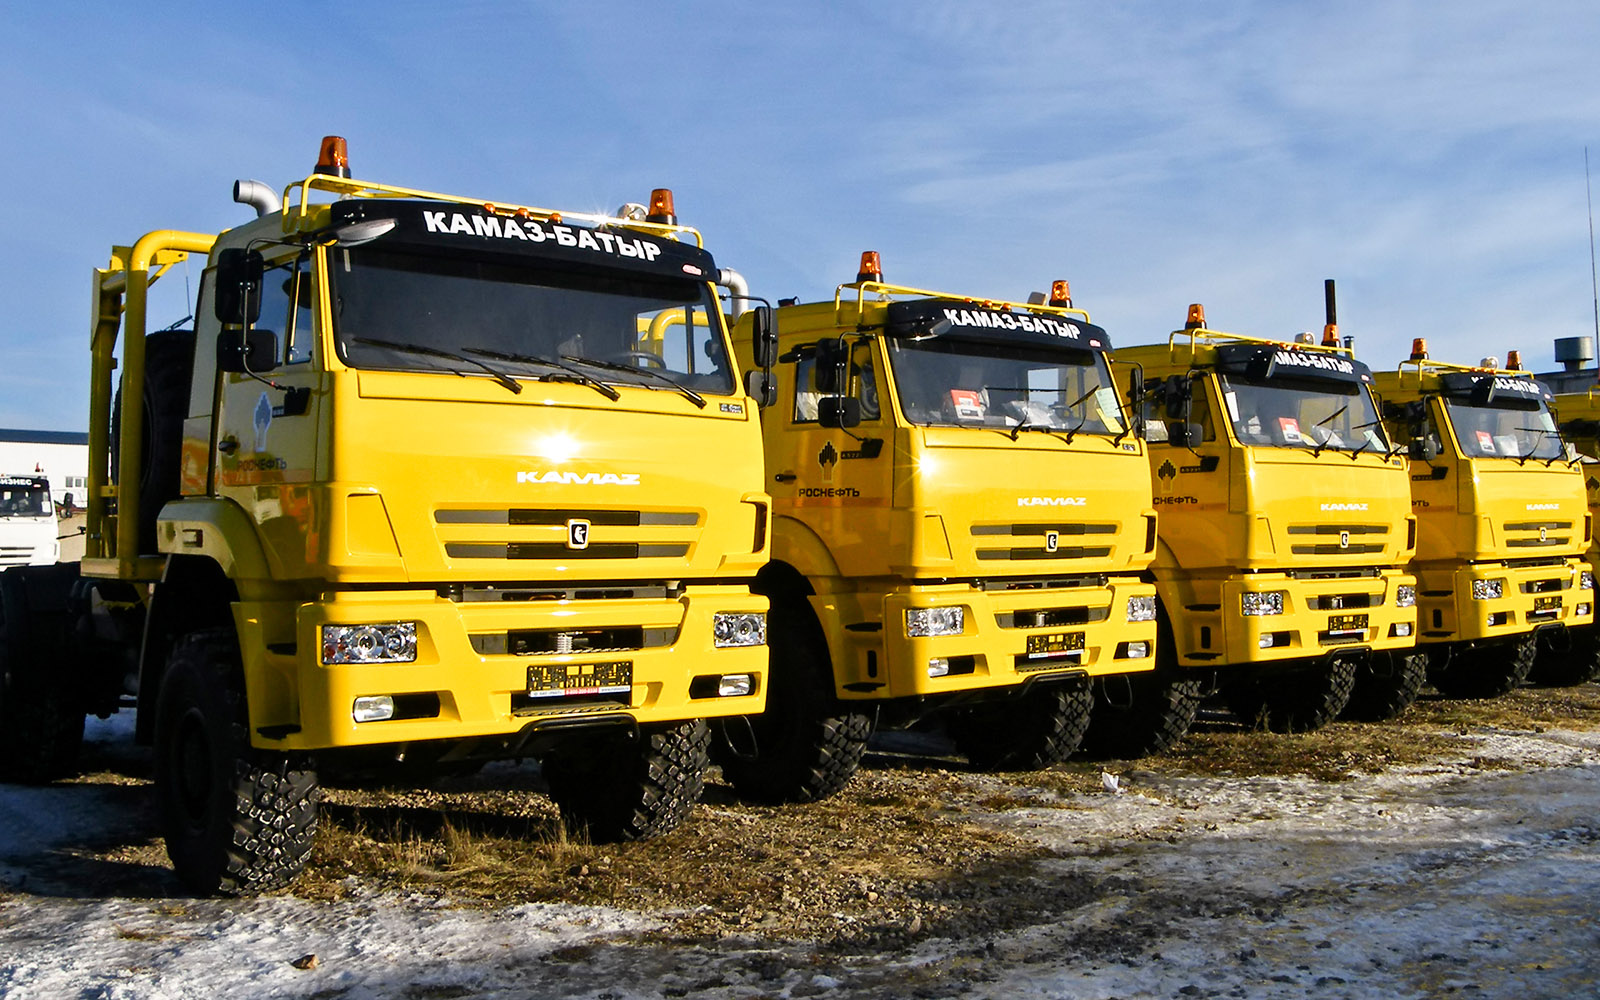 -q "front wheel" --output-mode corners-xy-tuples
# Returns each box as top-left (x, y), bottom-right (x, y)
(1080, 668), (1204, 759)
(947, 680), (1092, 771)
(542, 719), (710, 842)
(1223, 657), (1357, 733)
(1428, 635), (1537, 699)
(1528, 627), (1600, 687)
(714, 599), (871, 803)
(1342, 651), (1427, 722)
(155, 630), (319, 895)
